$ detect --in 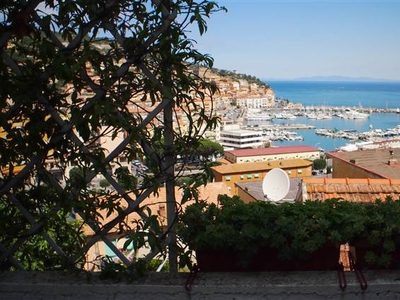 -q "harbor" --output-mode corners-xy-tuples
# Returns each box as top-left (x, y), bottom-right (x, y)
(272, 112), (400, 151)
(237, 107), (400, 151)
(219, 81), (400, 152)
